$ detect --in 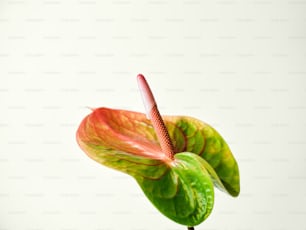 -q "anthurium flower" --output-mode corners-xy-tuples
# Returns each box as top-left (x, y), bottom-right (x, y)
(76, 75), (240, 228)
